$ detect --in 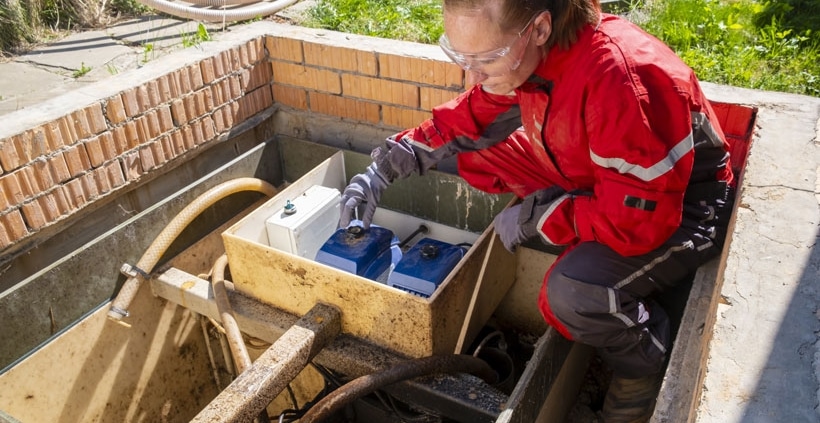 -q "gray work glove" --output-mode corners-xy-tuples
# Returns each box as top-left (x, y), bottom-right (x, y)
(493, 186), (566, 253)
(339, 161), (391, 229)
